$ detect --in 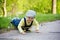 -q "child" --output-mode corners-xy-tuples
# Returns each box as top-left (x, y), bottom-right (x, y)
(18, 10), (40, 35)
